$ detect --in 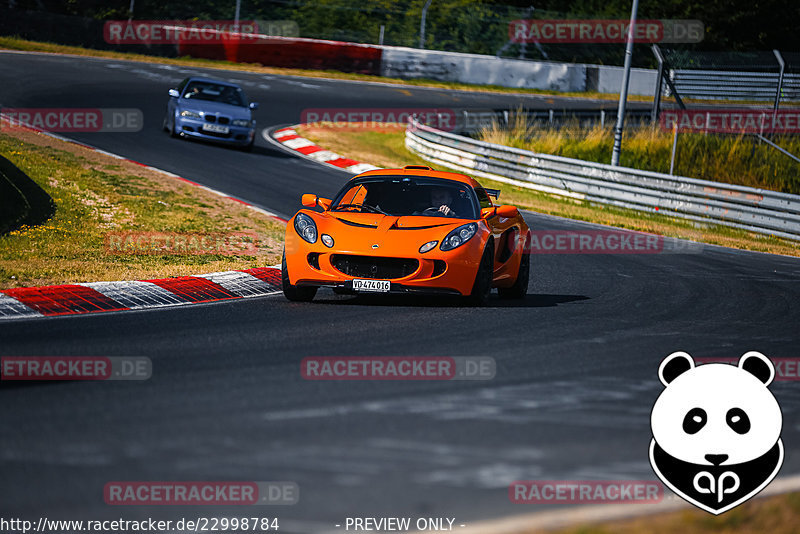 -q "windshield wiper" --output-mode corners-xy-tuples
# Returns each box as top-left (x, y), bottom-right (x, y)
(333, 203), (389, 215)
(361, 204), (389, 215)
